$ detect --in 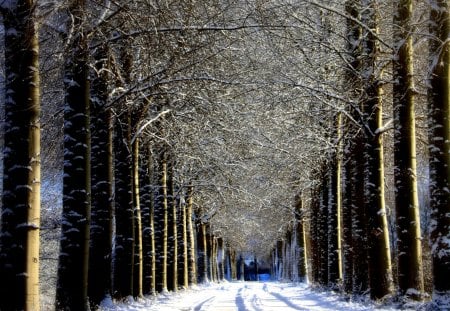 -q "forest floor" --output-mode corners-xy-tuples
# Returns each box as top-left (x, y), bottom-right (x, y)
(98, 281), (429, 311)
